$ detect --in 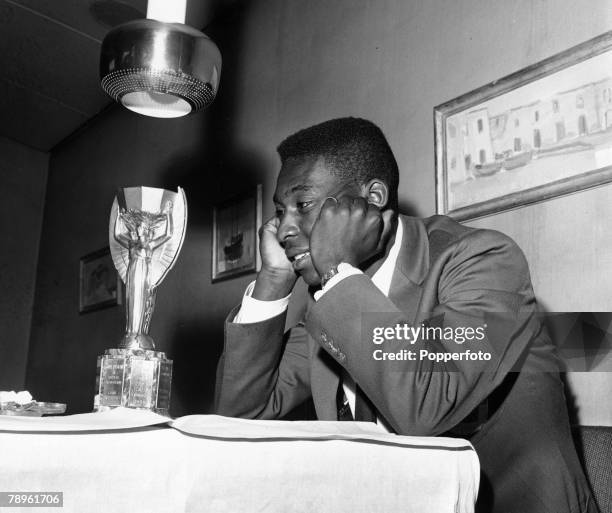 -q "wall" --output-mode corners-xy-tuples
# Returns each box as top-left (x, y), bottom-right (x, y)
(0, 135), (48, 391)
(27, 0), (612, 422)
